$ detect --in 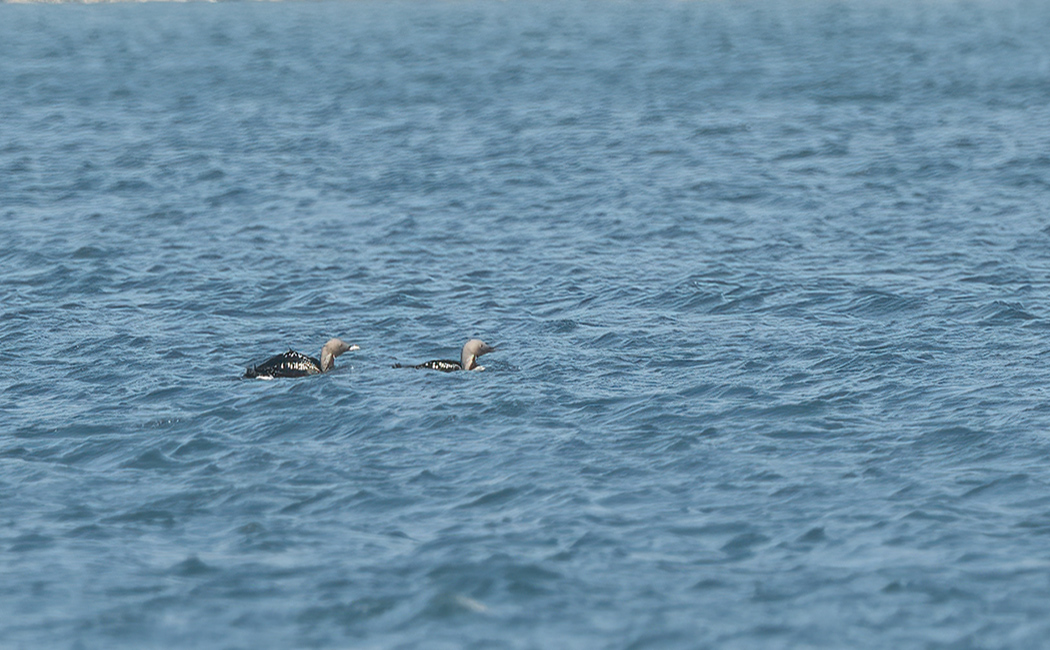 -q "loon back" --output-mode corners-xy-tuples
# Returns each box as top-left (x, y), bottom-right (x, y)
(410, 359), (464, 372)
(244, 350), (322, 379)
